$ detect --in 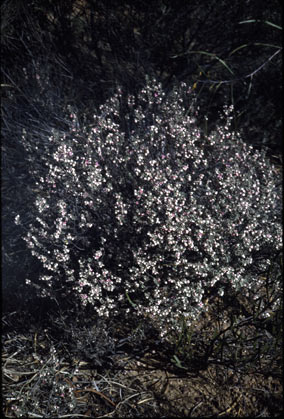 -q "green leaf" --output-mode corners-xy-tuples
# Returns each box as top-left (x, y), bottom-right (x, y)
(183, 51), (234, 75)
(238, 19), (282, 30)
(171, 355), (188, 370)
(215, 56), (234, 75)
(264, 21), (282, 30)
(125, 291), (137, 308)
(238, 19), (257, 24)
(229, 44), (249, 56)
(253, 43), (281, 49)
